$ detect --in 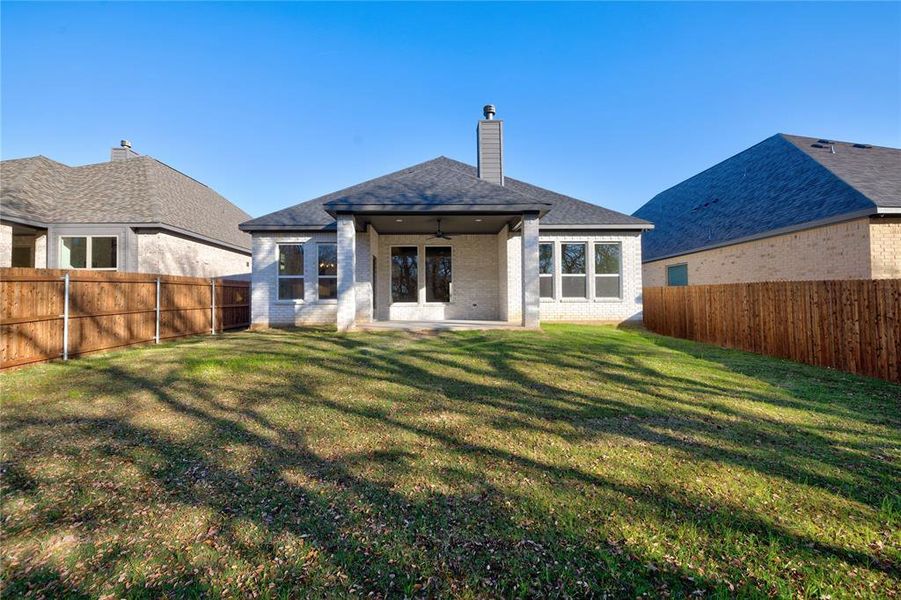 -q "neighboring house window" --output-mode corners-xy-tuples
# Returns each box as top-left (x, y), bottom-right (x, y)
(391, 246), (418, 303)
(594, 242), (622, 298)
(59, 236), (117, 270)
(11, 235), (35, 268)
(278, 244), (304, 300)
(667, 263), (688, 287)
(539, 243), (554, 299)
(318, 244), (338, 300)
(425, 246), (452, 303)
(561, 243), (587, 298)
